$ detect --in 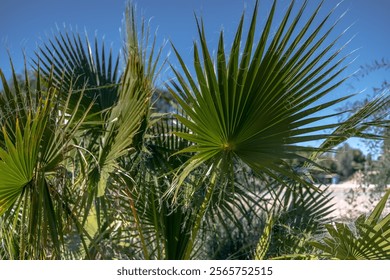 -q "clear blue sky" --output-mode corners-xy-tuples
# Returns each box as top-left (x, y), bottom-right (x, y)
(1, 0), (389, 153)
